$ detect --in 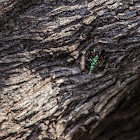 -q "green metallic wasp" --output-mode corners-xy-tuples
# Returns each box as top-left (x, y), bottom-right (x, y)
(89, 49), (104, 72)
